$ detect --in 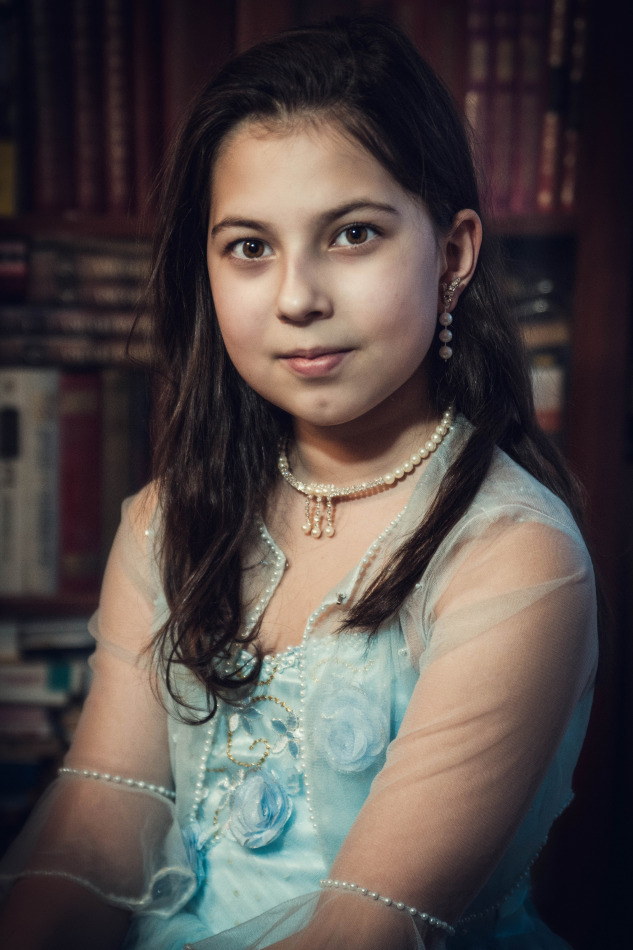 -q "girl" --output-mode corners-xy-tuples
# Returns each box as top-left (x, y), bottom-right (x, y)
(0, 16), (597, 950)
